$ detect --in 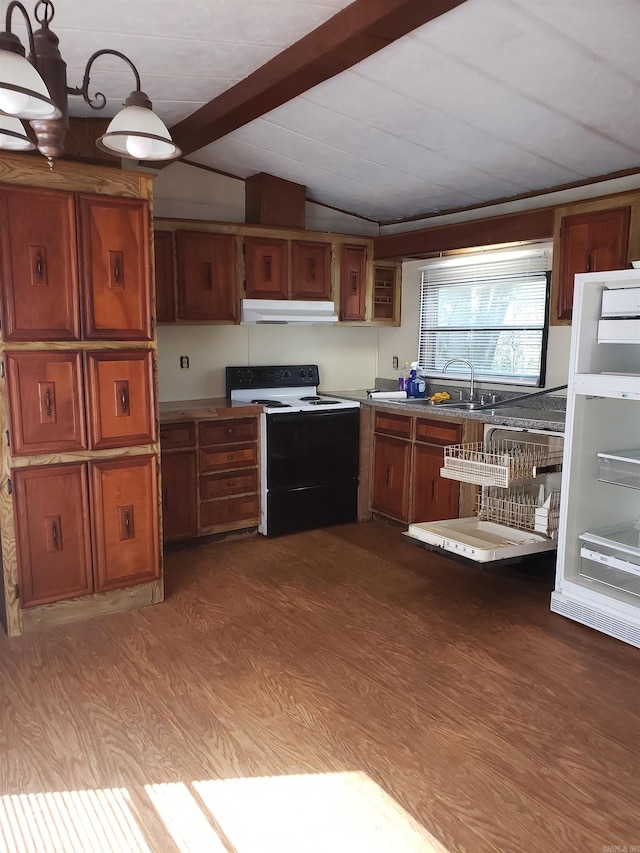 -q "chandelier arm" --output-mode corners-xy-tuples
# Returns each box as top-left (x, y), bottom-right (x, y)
(5, 1), (37, 58)
(68, 48), (142, 111)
